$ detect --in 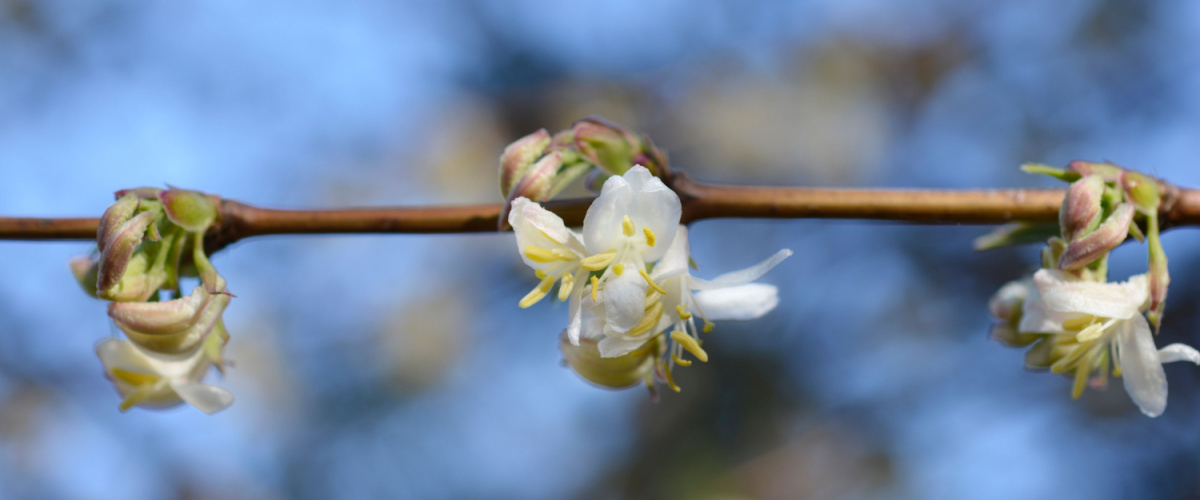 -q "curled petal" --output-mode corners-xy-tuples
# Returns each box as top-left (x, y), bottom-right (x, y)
(689, 249), (793, 291)
(509, 197), (585, 272)
(1157, 344), (1200, 365)
(1116, 315), (1168, 417)
(694, 283), (779, 321)
(171, 382), (234, 415)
